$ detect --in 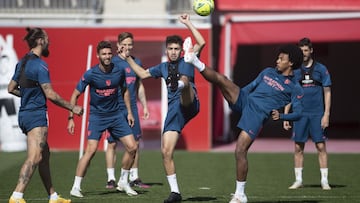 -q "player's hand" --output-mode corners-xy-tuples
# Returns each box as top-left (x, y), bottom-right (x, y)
(67, 119), (75, 135)
(271, 109), (280, 120)
(283, 121), (292, 130)
(179, 13), (190, 24)
(127, 113), (135, 128)
(321, 114), (329, 129)
(142, 107), (150, 120)
(72, 105), (84, 116)
(119, 45), (130, 58)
